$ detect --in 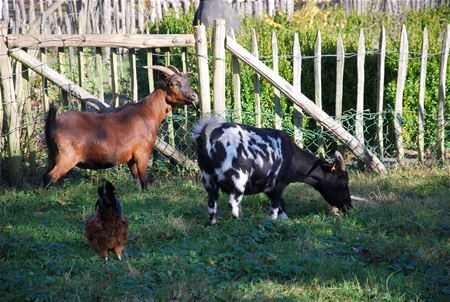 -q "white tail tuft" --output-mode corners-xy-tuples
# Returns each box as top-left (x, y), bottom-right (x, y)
(191, 116), (224, 141)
